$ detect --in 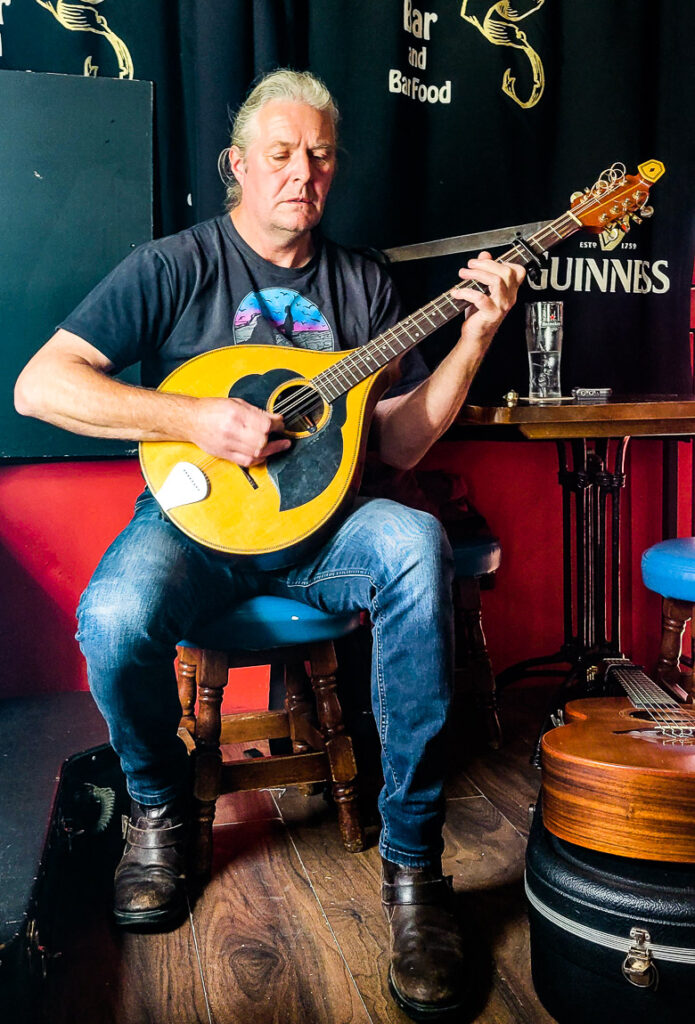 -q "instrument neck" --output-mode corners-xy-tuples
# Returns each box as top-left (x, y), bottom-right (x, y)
(609, 664), (681, 711)
(313, 211), (581, 401)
